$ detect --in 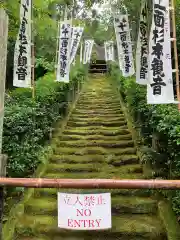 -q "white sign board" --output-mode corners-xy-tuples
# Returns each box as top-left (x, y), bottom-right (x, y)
(58, 193), (111, 230)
